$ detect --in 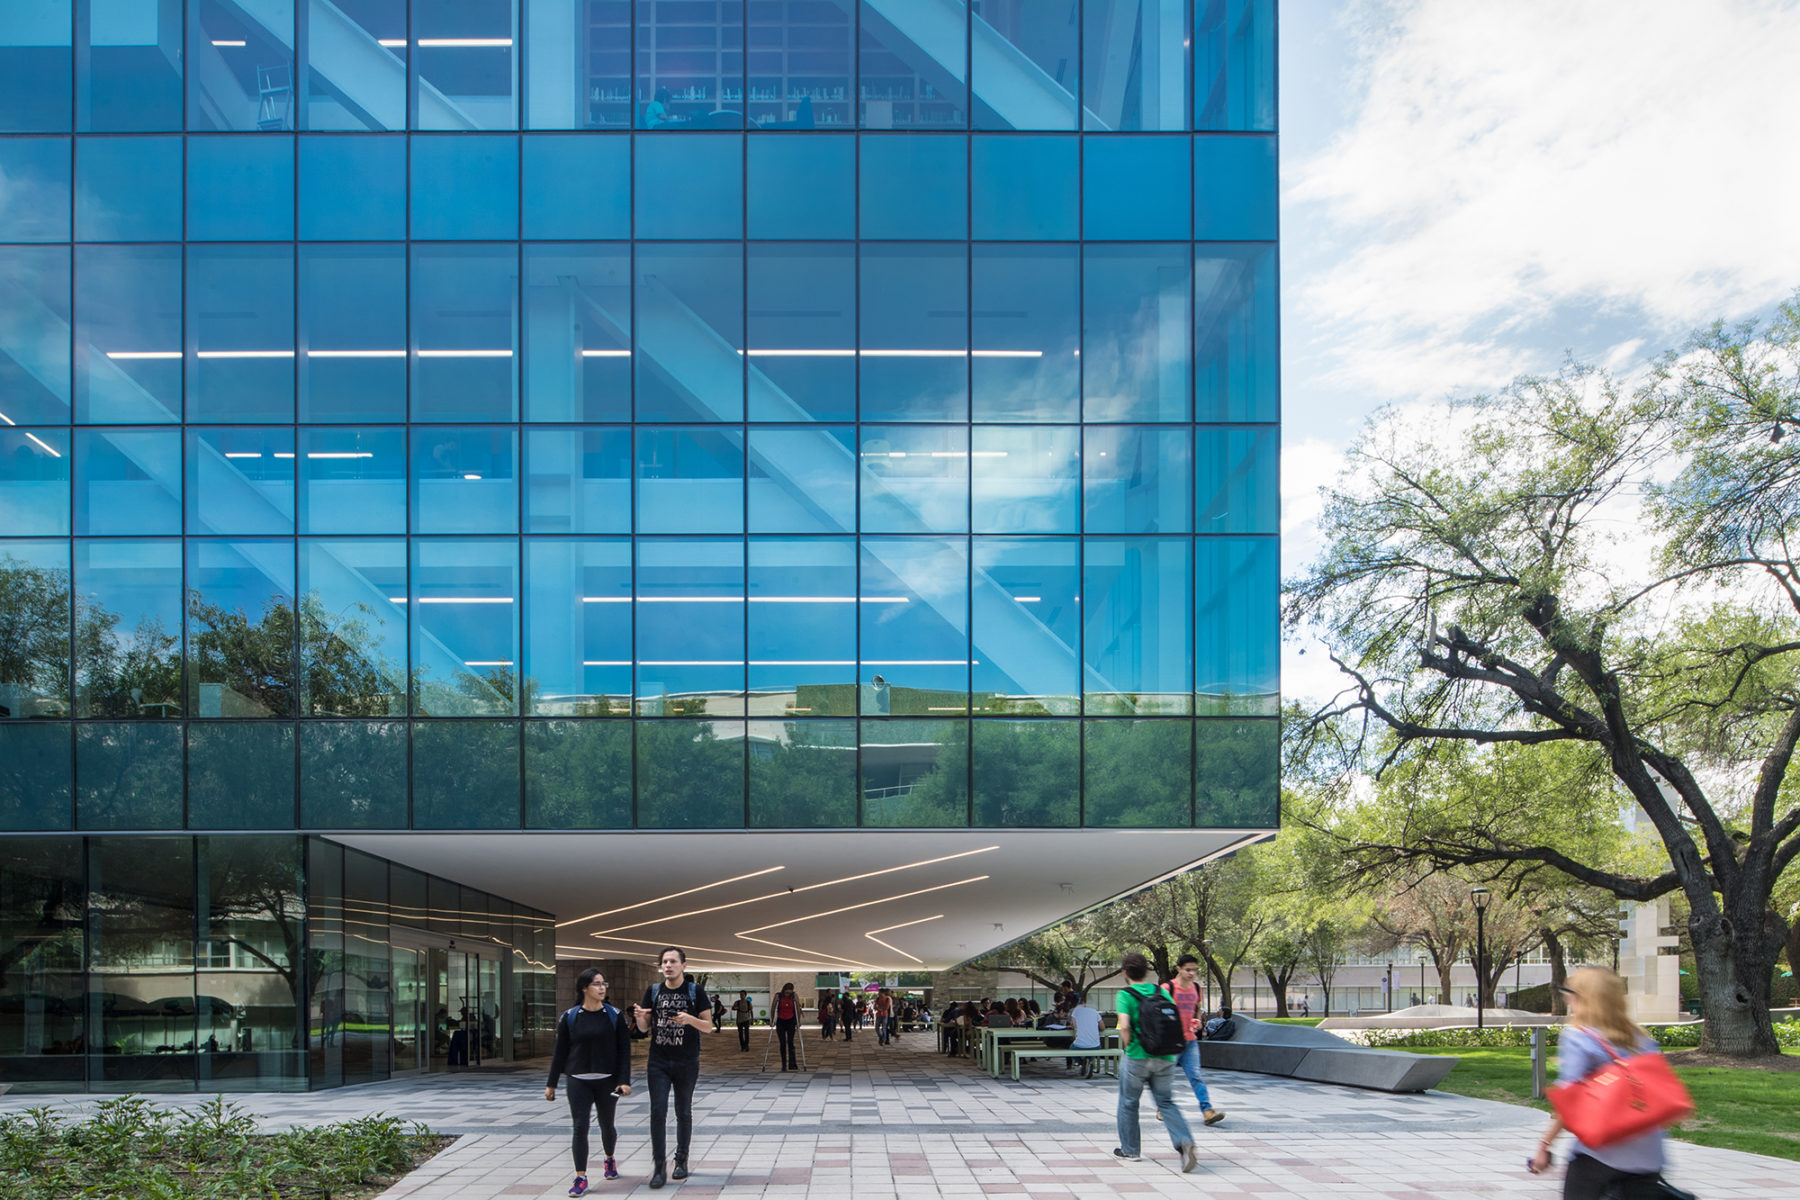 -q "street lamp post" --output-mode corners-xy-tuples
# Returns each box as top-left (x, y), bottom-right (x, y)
(1471, 886), (1492, 1029)
(1418, 952), (1427, 1006)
